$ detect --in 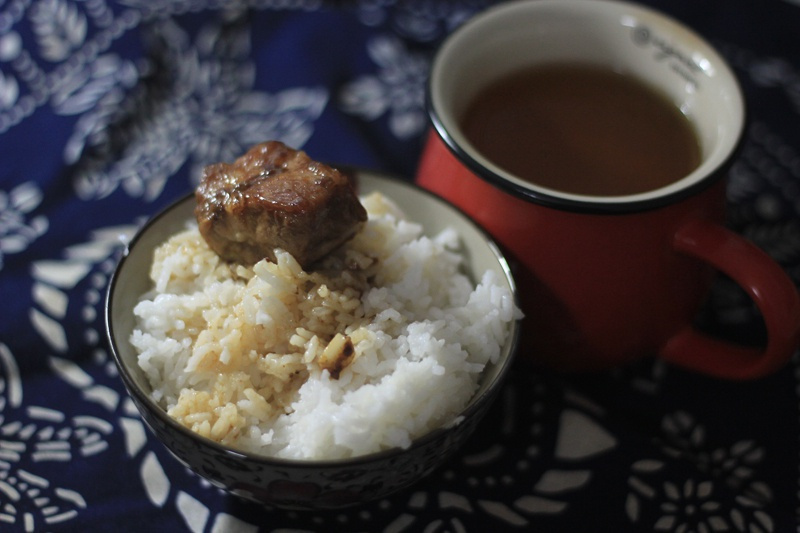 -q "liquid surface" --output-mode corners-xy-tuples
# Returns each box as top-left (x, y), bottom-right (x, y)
(461, 64), (701, 196)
